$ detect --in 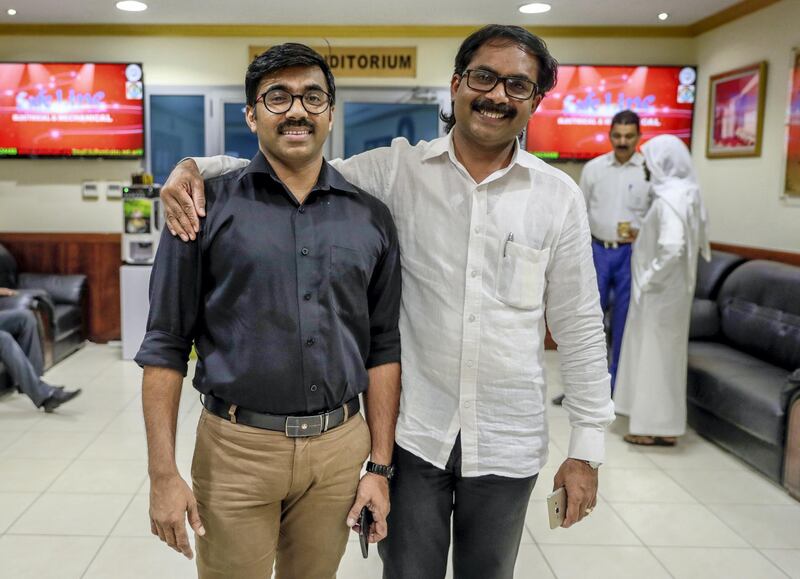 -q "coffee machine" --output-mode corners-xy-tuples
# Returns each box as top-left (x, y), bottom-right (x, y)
(121, 184), (162, 264)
